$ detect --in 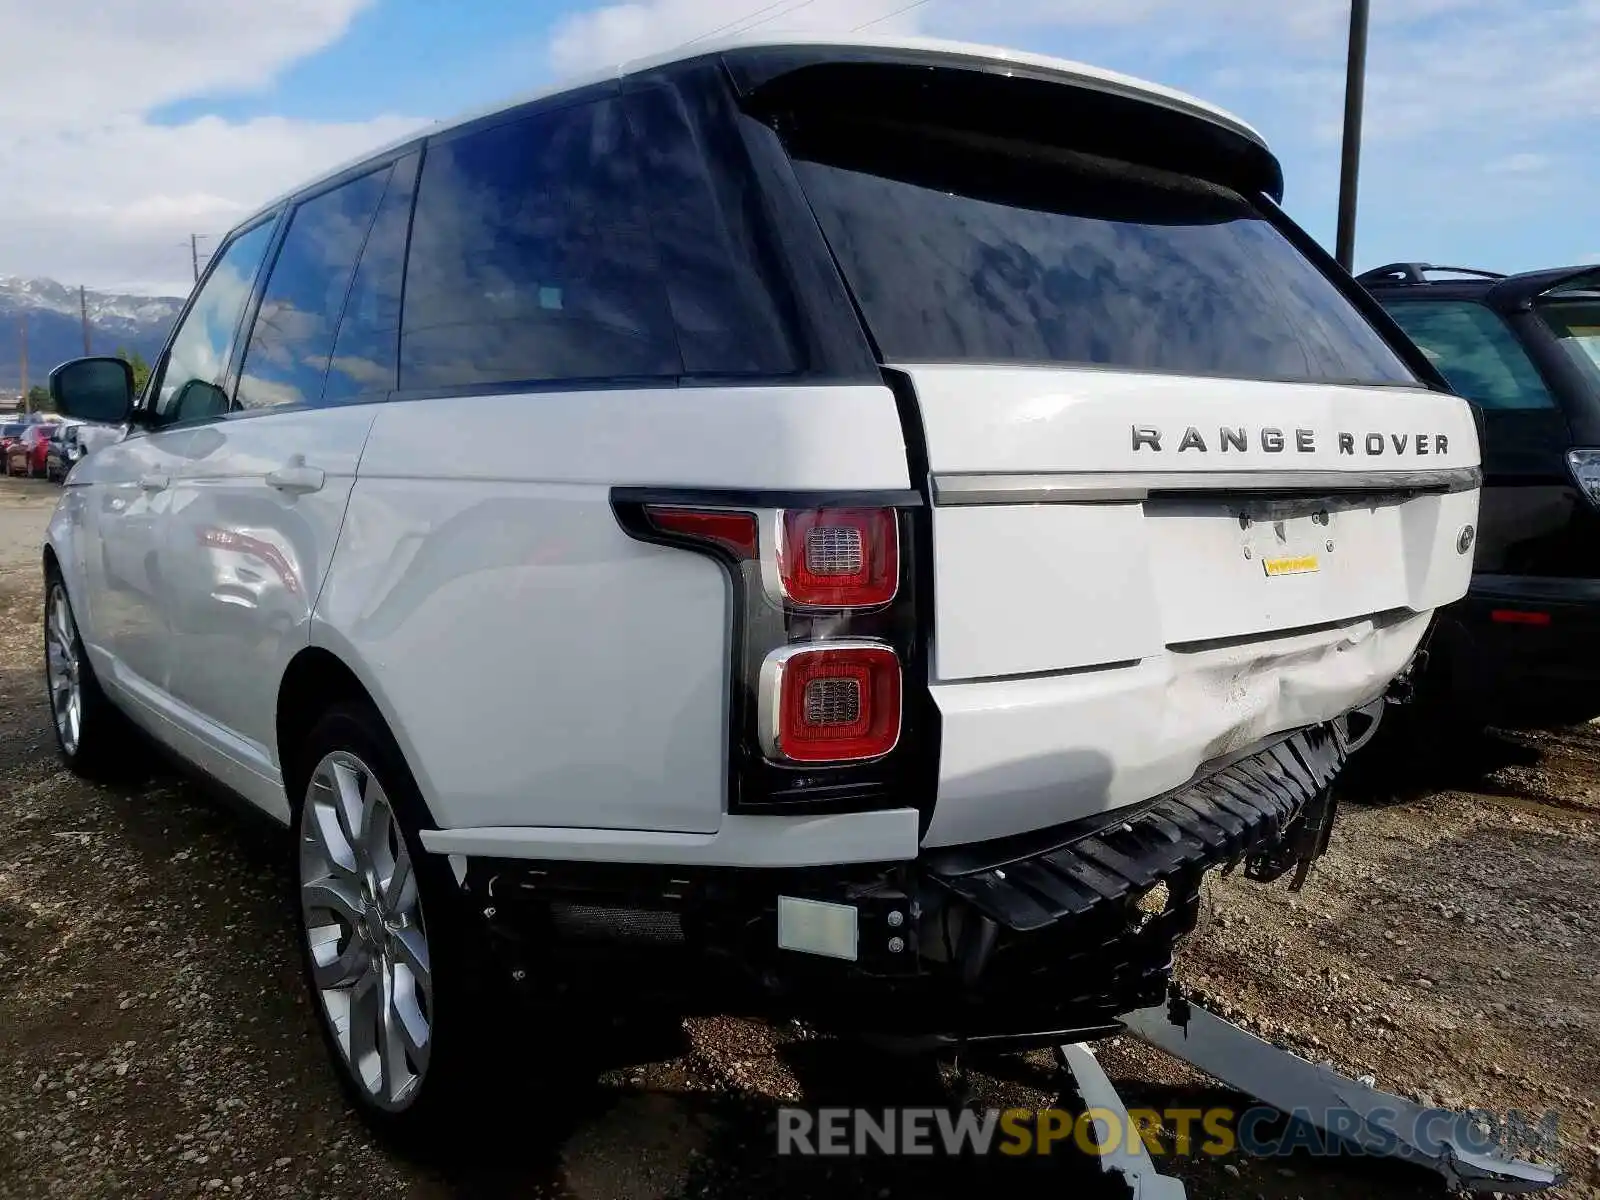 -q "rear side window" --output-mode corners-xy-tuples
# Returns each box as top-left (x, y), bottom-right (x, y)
(323, 153), (421, 405)
(624, 83), (800, 377)
(1381, 300), (1556, 410)
(785, 125), (1417, 386)
(401, 97), (681, 390)
(237, 167), (391, 412)
(1537, 291), (1600, 392)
